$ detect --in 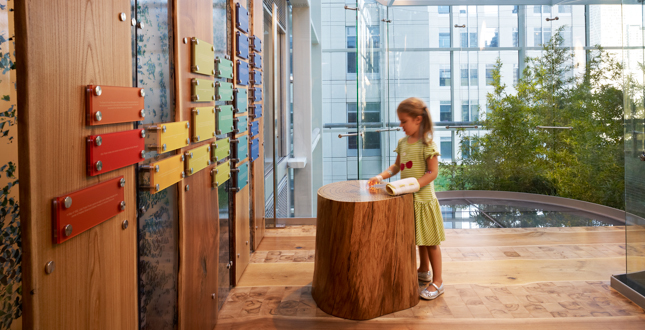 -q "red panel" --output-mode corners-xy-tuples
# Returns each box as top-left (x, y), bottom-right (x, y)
(52, 176), (126, 244)
(85, 85), (145, 125)
(86, 129), (145, 176)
